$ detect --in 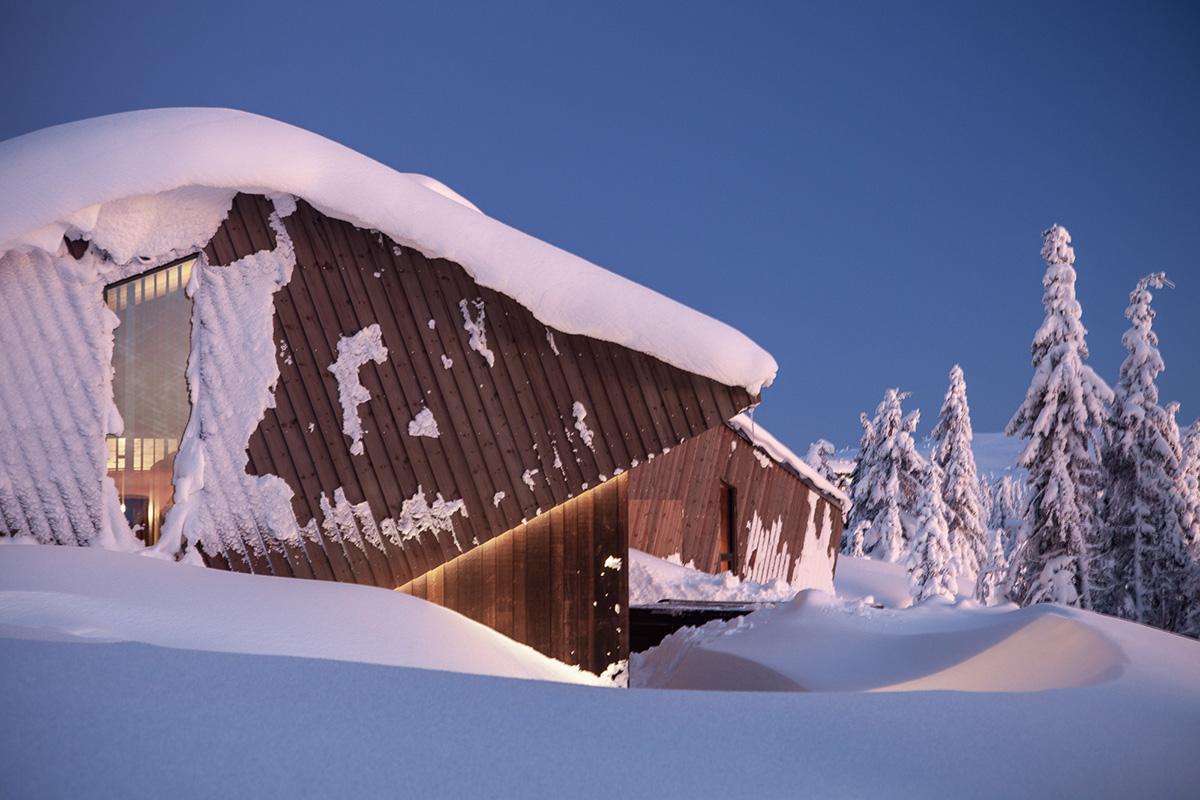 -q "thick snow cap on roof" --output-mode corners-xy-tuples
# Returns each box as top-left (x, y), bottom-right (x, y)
(0, 108), (777, 394)
(728, 413), (849, 508)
